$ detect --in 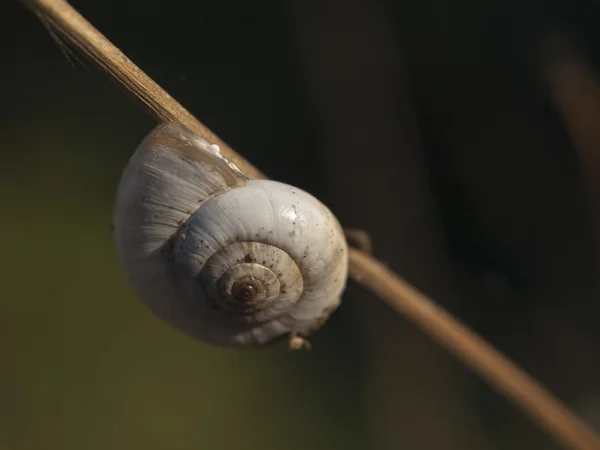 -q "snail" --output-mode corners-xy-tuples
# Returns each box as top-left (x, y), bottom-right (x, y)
(112, 123), (349, 348)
